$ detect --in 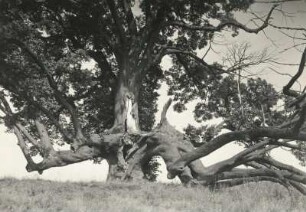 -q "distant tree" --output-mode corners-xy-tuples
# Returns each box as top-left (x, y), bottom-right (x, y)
(1, 0), (306, 194)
